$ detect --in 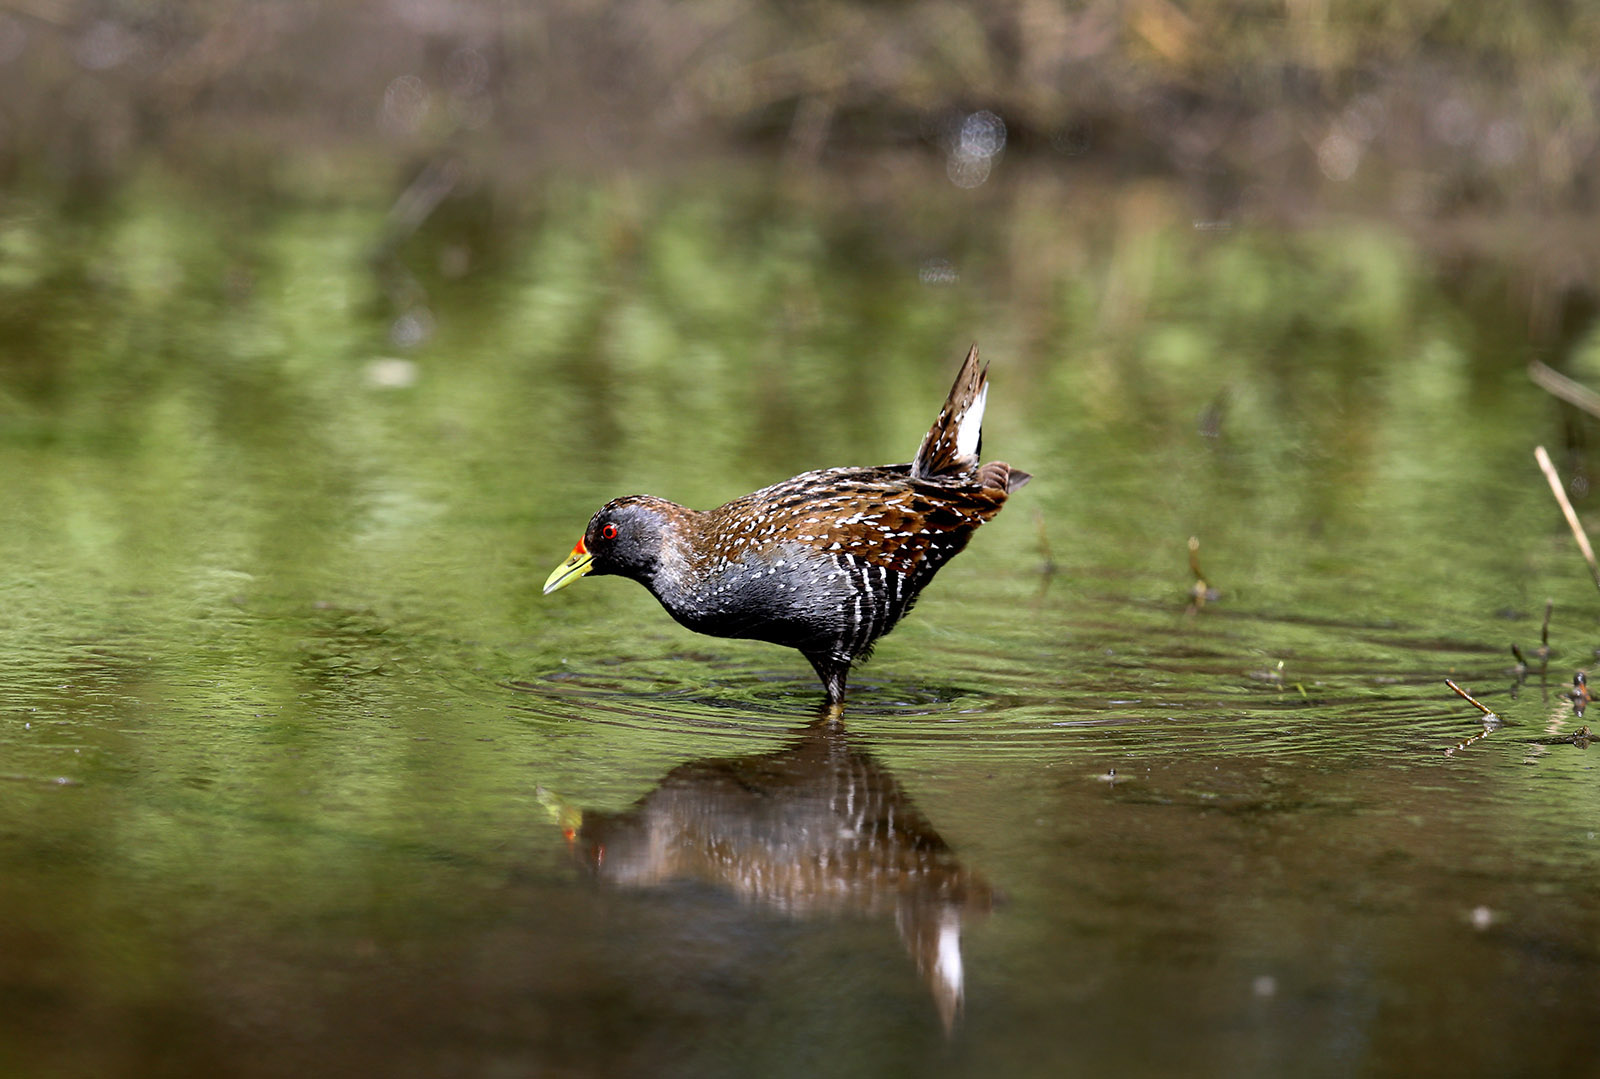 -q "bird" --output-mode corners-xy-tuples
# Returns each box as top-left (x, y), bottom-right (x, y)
(542, 344), (1031, 703)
